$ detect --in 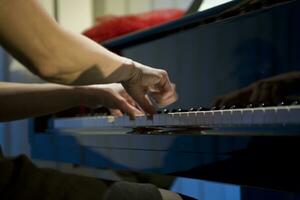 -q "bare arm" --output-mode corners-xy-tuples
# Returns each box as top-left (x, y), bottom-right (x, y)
(0, 82), (141, 122)
(0, 0), (177, 114)
(0, 0), (131, 84)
